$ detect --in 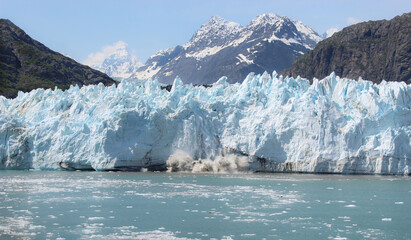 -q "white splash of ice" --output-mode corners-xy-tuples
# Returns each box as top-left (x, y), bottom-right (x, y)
(166, 150), (249, 173)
